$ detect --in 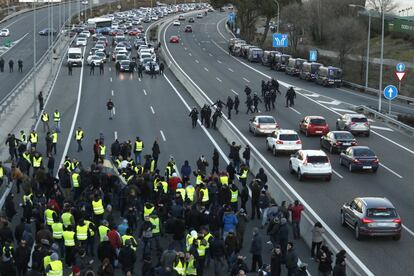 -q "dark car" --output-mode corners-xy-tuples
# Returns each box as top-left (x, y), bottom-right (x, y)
(184, 25), (193, 32)
(134, 38), (146, 49)
(188, 17), (195, 23)
(39, 28), (57, 36)
(320, 131), (357, 153)
(119, 60), (132, 72)
(339, 146), (379, 172)
(341, 197), (401, 240)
